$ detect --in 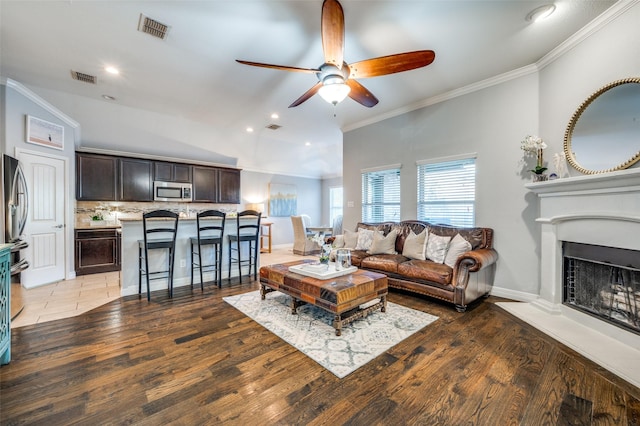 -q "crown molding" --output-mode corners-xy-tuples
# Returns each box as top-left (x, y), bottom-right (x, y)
(343, 64), (538, 133)
(3, 78), (80, 128)
(344, 0), (638, 134)
(537, 0), (639, 70)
